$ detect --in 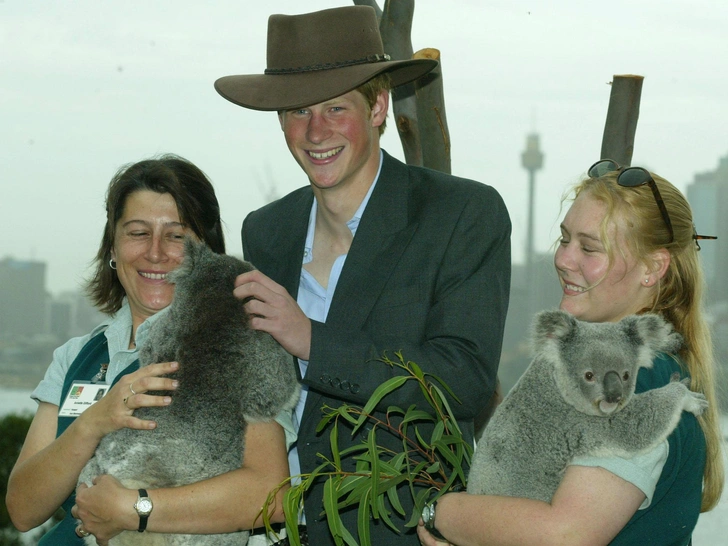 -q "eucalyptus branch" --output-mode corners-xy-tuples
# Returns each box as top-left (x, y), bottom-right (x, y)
(263, 352), (473, 546)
